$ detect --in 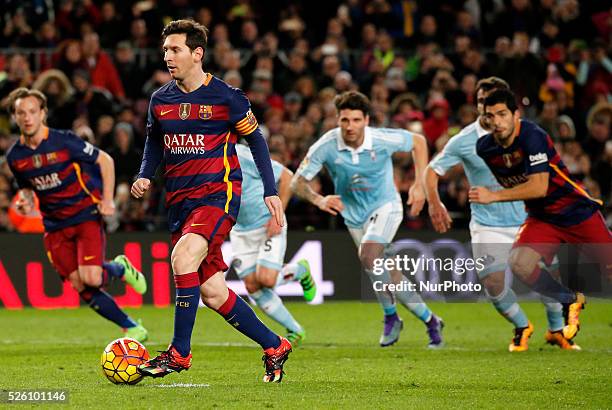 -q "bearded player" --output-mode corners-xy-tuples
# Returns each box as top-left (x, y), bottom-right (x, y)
(471, 89), (612, 342)
(425, 77), (573, 351)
